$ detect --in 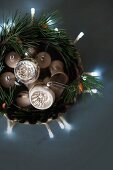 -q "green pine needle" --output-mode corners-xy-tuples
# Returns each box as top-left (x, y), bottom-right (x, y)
(62, 80), (79, 103)
(81, 73), (103, 95)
